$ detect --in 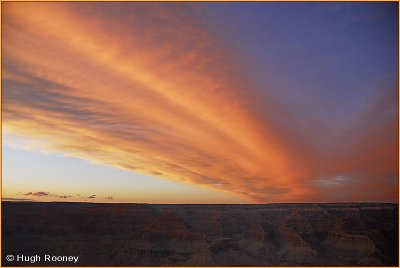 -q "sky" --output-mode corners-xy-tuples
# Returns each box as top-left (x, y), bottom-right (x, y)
(2, 2), (398, 203)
